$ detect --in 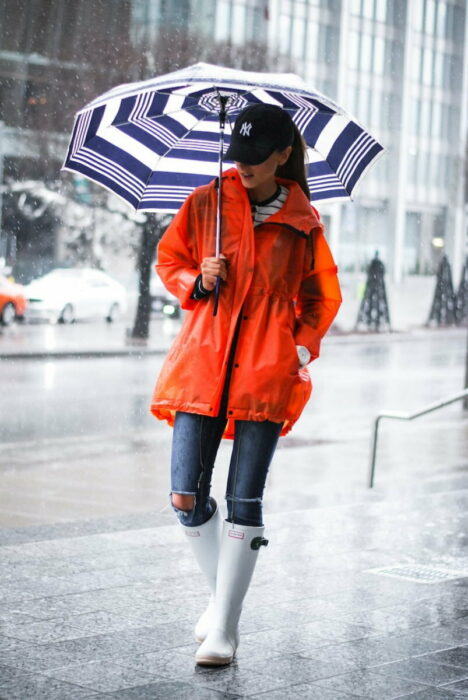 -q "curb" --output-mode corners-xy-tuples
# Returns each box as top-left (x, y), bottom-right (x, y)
(1, 327), (466, 360)
(0, 348), (169, 360)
